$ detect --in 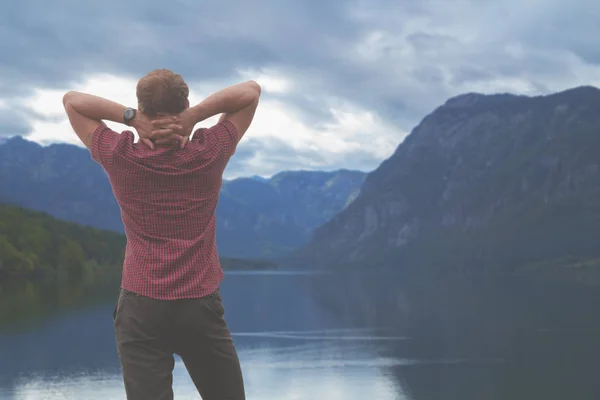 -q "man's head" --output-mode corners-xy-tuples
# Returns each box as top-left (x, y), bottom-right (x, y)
(136, 69), (189, 116)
